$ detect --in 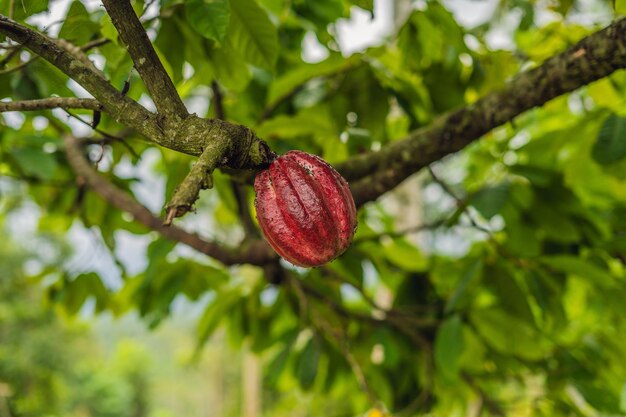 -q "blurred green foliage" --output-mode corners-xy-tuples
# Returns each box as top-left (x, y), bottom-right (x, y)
(3, 0), (626, 416)
(0, 215), (145, 417)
